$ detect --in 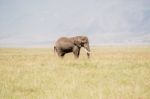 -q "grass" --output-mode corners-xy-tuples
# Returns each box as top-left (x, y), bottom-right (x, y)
(0, 46), (150, 99)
